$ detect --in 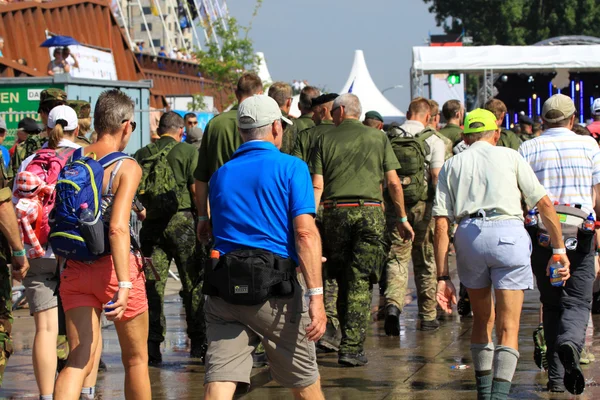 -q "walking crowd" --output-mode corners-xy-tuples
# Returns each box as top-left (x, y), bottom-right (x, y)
(0, 71), (599, 400)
